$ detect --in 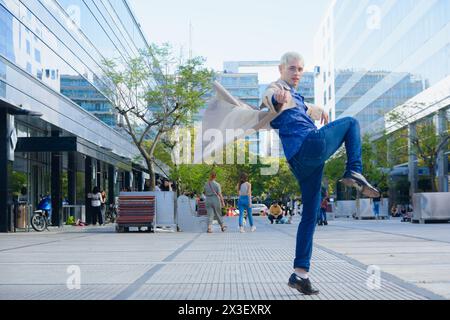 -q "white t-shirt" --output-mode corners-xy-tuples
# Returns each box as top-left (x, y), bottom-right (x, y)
(91, 193), (102, 207)
(239, 182), (250, 196)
